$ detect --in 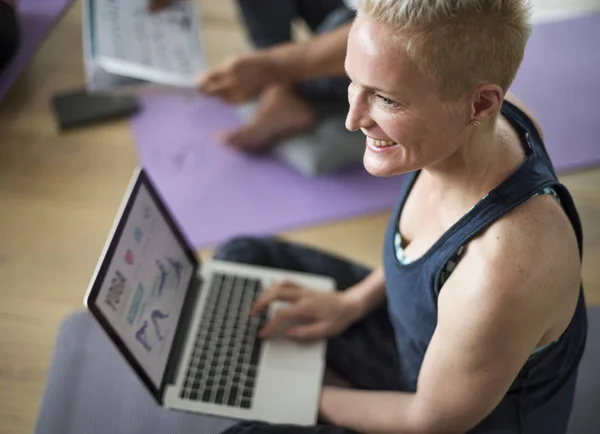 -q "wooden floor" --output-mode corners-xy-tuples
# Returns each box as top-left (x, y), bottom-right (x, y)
(0, 2), (598, 433)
